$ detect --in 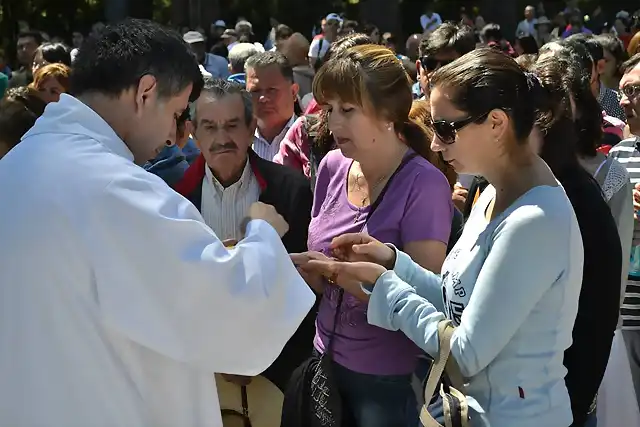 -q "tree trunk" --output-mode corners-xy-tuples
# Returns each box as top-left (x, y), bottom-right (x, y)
(104, 0), (128, 23)
(171, 0), (188, 28)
